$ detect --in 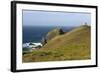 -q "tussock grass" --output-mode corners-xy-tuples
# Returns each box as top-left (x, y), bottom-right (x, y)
(23, 25), (91, 63)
